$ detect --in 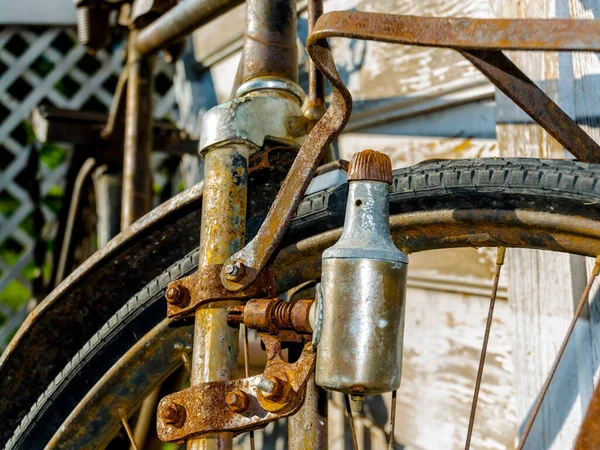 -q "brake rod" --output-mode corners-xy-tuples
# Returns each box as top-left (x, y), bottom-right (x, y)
(221, 11), (600, 291)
